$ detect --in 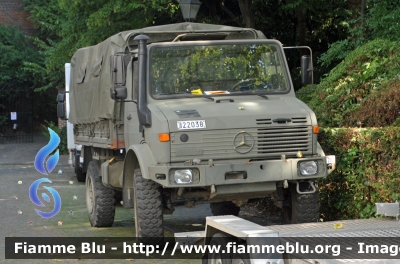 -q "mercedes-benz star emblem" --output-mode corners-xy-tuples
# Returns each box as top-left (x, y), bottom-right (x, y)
(233, 131), (254, 154)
